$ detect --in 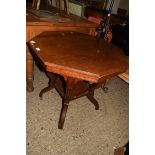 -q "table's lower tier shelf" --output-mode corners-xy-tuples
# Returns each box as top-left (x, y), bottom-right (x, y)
(39, 72), (106, 129)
